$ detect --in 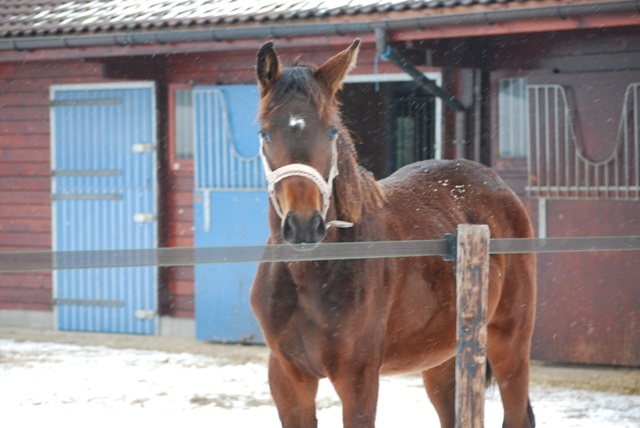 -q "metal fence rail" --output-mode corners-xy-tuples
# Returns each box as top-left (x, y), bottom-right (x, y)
(1, 235), (638, 273)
